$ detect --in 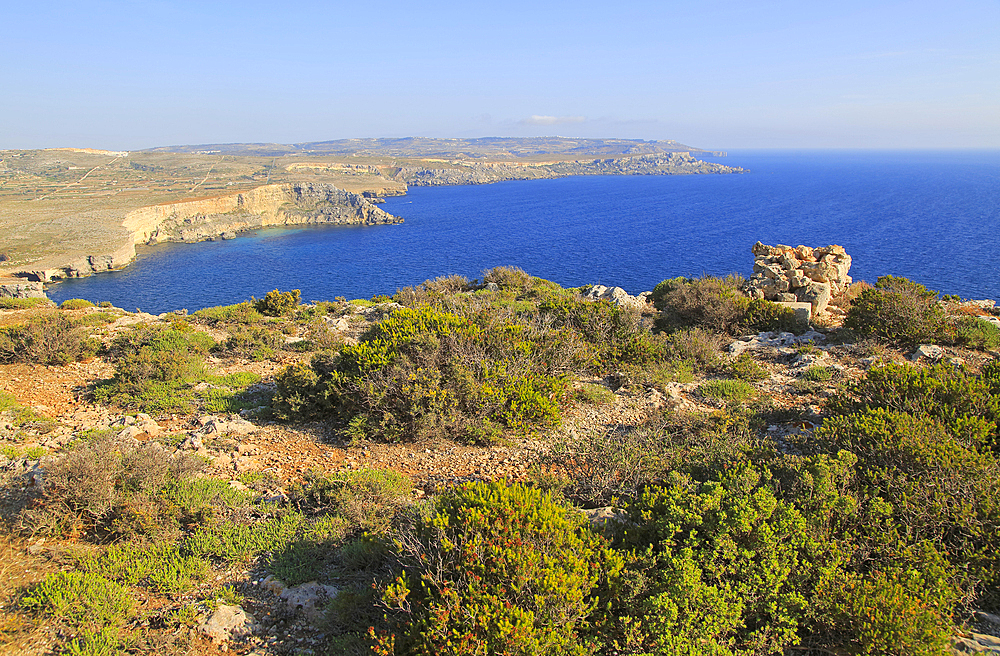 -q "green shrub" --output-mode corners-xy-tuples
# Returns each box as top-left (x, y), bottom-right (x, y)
(192, 301), (263, 325)
(21, 571), (134, 630)
(811, 566), (954, 656)
(292, 468), (412, 534)
(79, 542), (209, 594)
(743, 297), (801, 333)
(93, 325), (216, 412)
(481, 265), (532, 291)
(185, 511), (306, 563)
(0, 296), (51, 310)
(951, 315), (1000, 350)
(814, 408), (1000, 587)
(844, 276), (946, 345)
(665, 327), (724, 370)
(18, 434), (202, 538)
(800, 365), (833, 382)
(63, 626), (129, 656)
(420, 274), (471, 294)
(273, 306), (569, 443)
(698, 378), (755, 402)
(828, 361), (1000, 455)
(222, 325), (283, 360)
(725, 352), (770, 382)
(254, 289), (301, 316)
(0, 314), (100, 365)
(538, 296), (651, 369)
(611, 464), (810, 656)
(374, 481), (618, 656)
(59, 298), (95, 310)
(652, 275), (798, 336)
(159, 476), (251, 524)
